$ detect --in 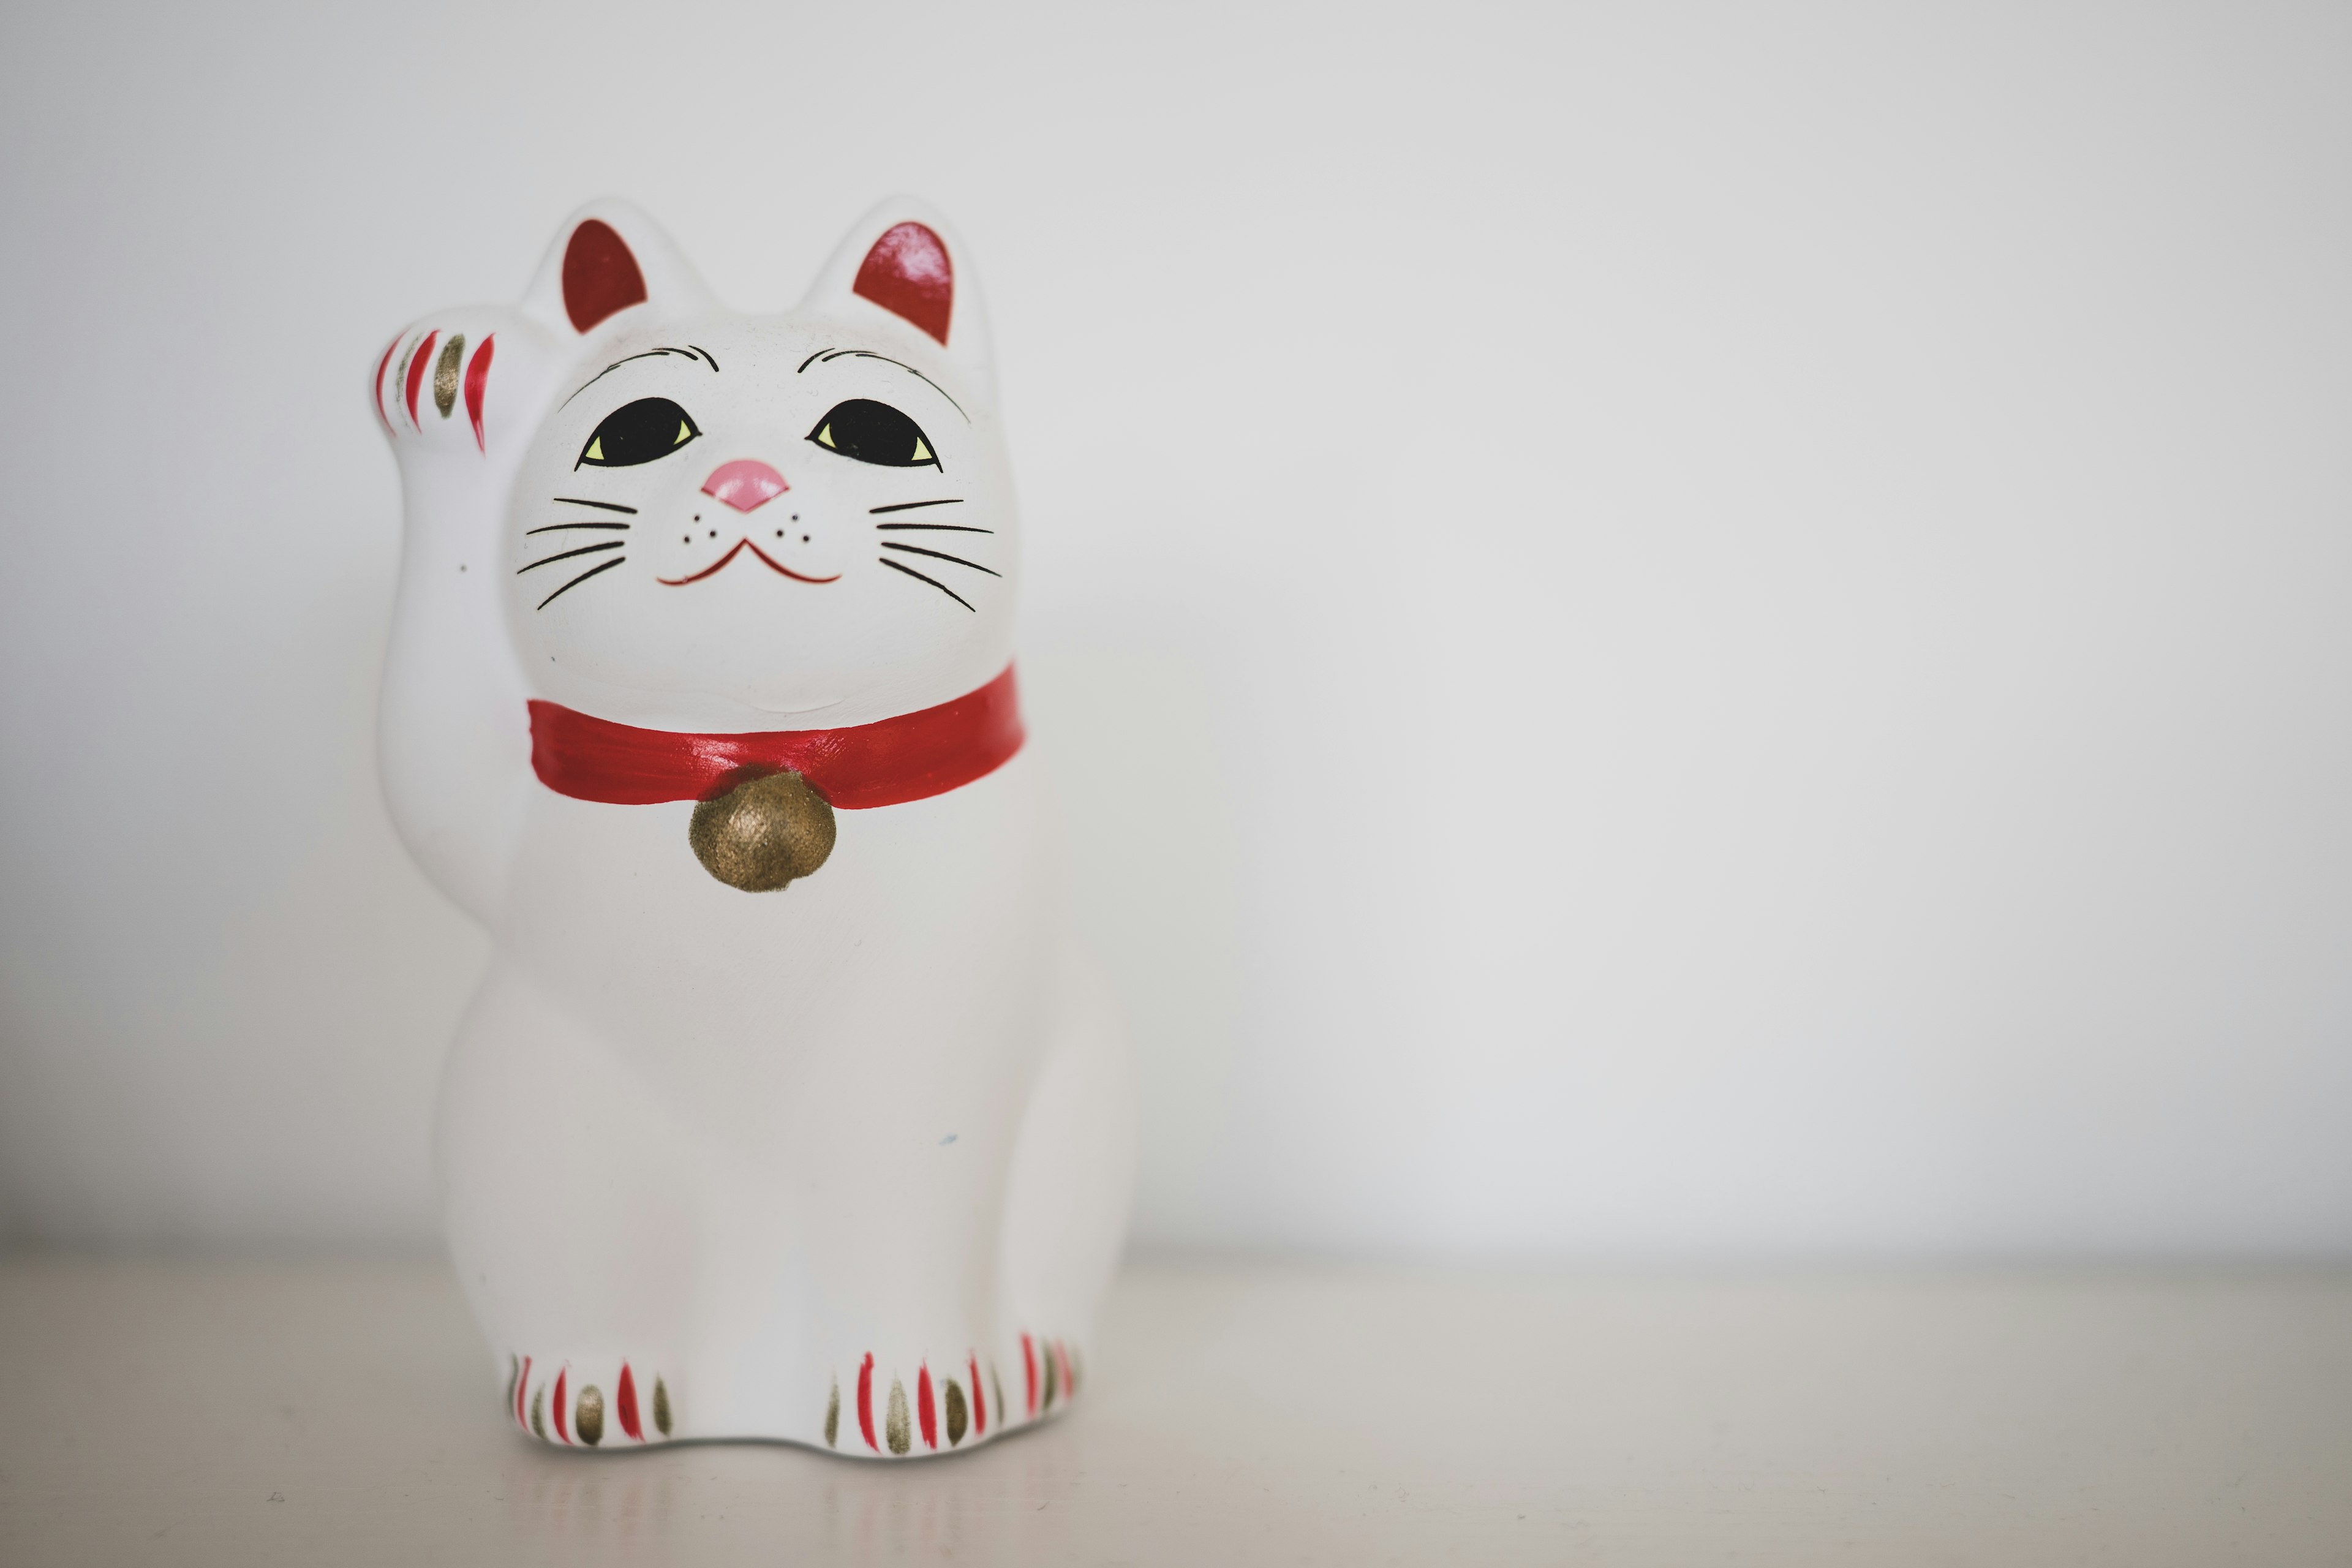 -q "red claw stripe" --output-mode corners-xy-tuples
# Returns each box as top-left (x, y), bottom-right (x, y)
(1055, 1340), (1074, 1398)
(552, 1366), (570, 1442)
(515, 1354), (532, 1429)
(617, 1362), (643, 1441)
(372, 334), (401, 434)
(404, 329), (436, 429)
(917, 1364), (937, 1449)
(857, 1353), (877, 1451)
(1022, 1334), (1038, 1417)
(464, 333), (495, 451)
(969, 1353), (986, 1434)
